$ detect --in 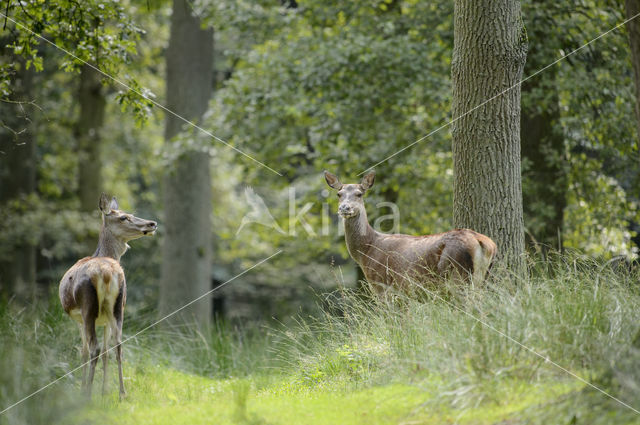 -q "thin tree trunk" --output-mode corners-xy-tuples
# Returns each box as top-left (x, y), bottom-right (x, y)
(0, 61), (37, 300)
(625, 0), (640, 143)
(159, 0), (214, 326)
(75, 65), (106, 212)
(451, 0), (528, 271)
